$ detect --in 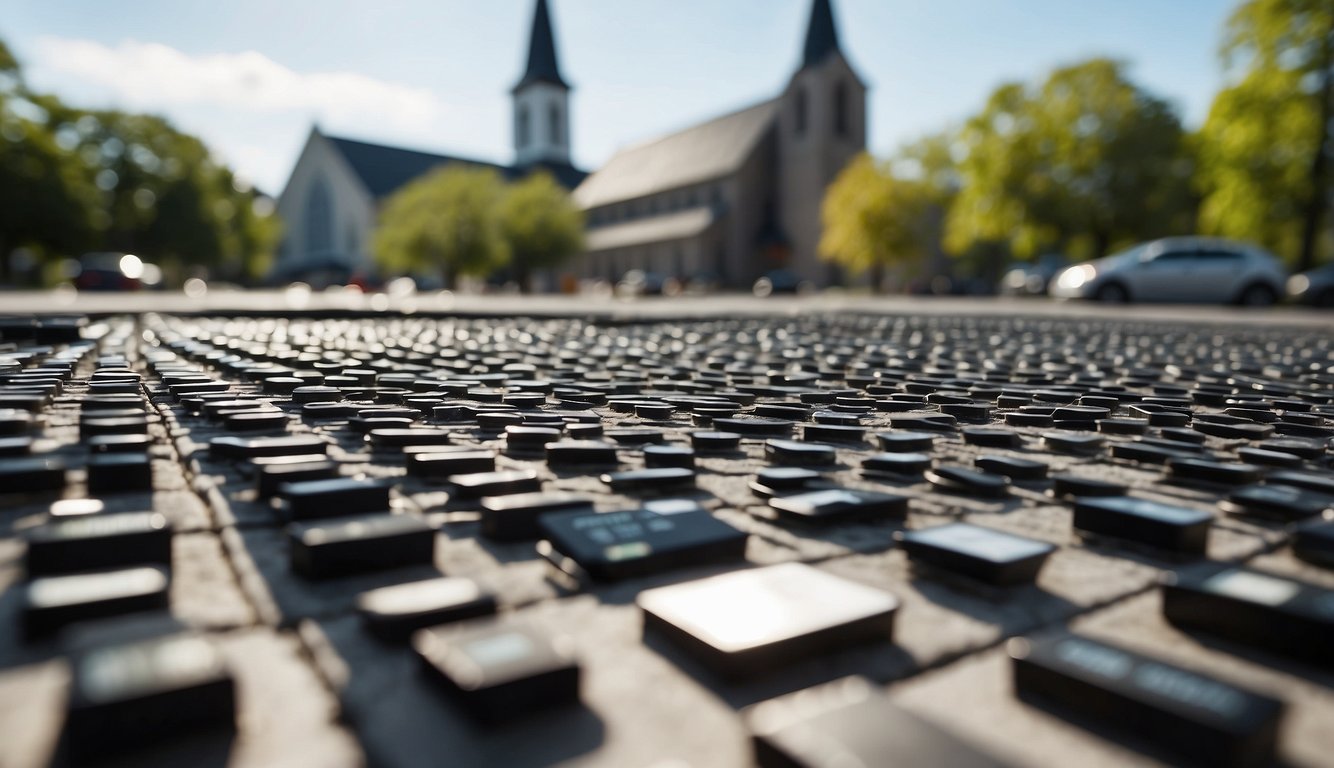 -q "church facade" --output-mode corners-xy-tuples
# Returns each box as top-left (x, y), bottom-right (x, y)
(575, 0), (865, 289)
(273, 0), (865, 289)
